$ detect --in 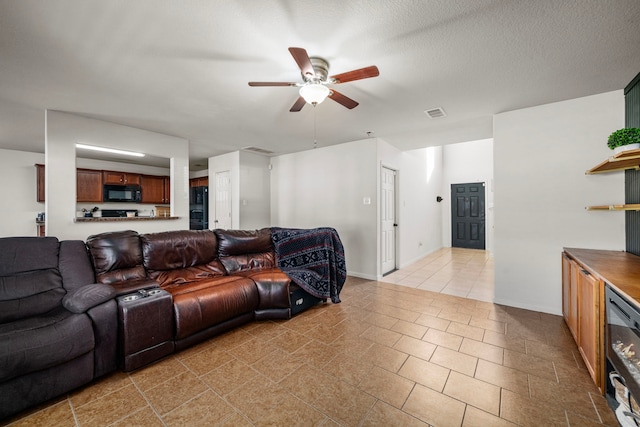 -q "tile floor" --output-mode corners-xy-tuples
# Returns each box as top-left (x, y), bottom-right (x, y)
(381, 247), (494, 302)
(3, 250), (618, 427)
